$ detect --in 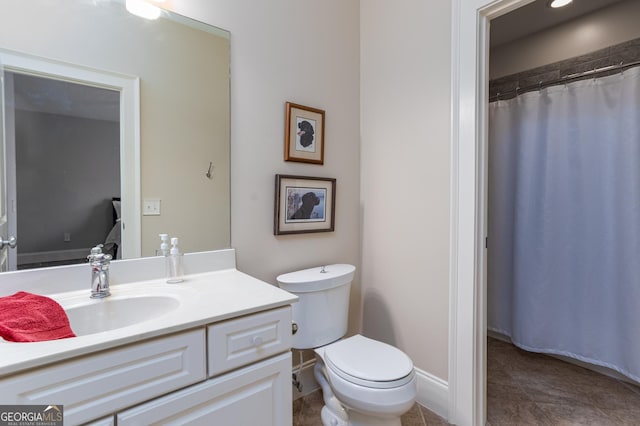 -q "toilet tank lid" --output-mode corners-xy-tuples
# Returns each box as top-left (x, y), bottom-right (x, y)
(276, 264), (355, 293)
